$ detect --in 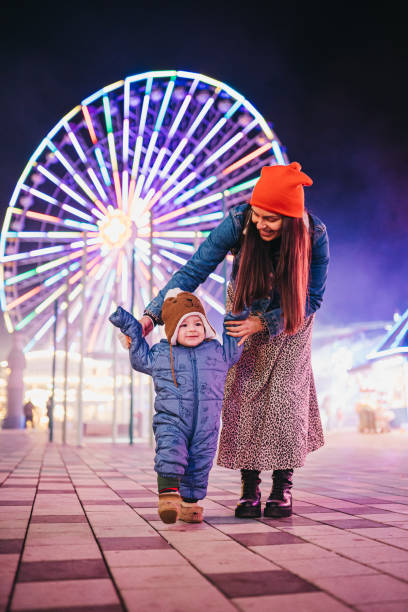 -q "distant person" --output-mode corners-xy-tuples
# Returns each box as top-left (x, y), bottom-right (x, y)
(109, 289), (244, 524)
(46, 396), (53, 429)
(23, 400), (35, 429)
(140, 163), (329, 519)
